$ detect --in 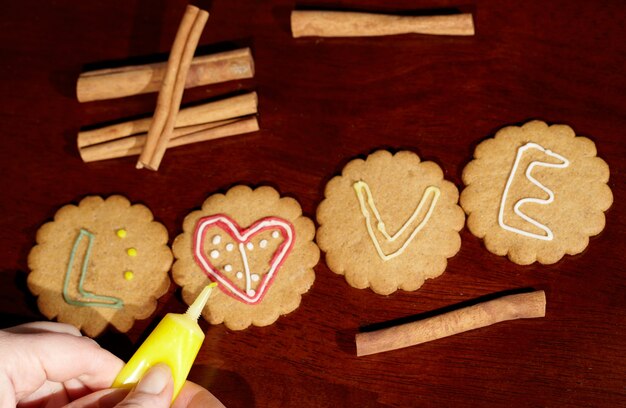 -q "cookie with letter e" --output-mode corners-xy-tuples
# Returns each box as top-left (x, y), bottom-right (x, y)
(172, 185), (319, 330)
(316, 150), (465, 295)
(27, 196), (172, 337)
(460, 120), (613, 265)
